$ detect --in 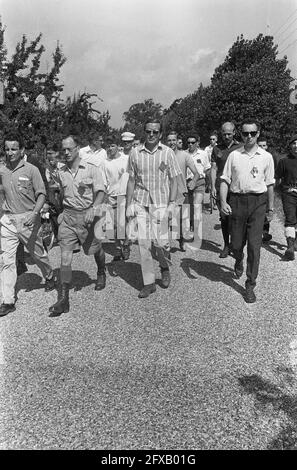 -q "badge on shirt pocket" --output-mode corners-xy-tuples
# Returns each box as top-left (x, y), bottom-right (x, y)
(159, 162), (168, 173)
(17, 176), (30, 192)
(78, 178), (92, 195)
